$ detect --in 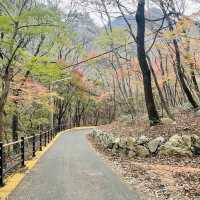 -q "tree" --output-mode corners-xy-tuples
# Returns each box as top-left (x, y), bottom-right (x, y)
(136, 0), (160, 125)
(158, 0), (199, 109)
(0, 0), (72, 141)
